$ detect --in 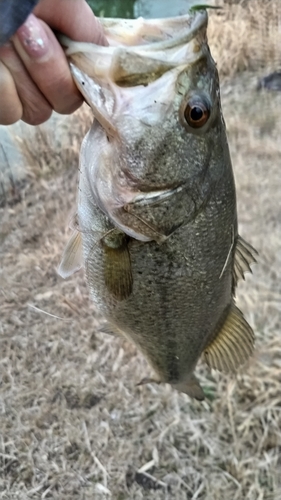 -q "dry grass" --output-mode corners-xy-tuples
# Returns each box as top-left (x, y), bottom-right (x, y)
(1, 1), (281, 499)
(14, 107), (92, 180)
(209, 0), (281, 76)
